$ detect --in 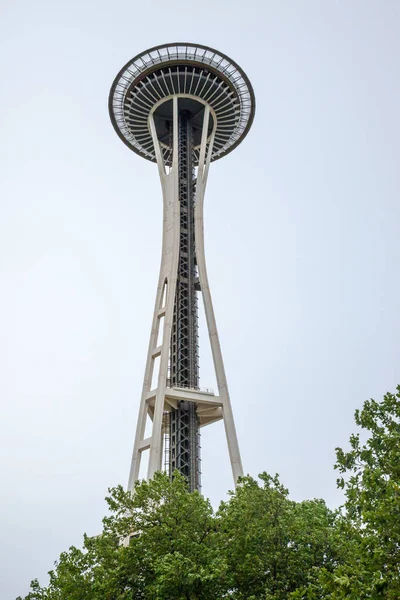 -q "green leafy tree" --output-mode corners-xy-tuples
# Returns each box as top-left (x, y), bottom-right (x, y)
(18, 472), (227, 600)
(217, 473), (345, 599)
(20, 387), (400, 600)
(18, 471), (344, 600)
(294, 386), (400, 599)
(334, 387), (400, 598)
